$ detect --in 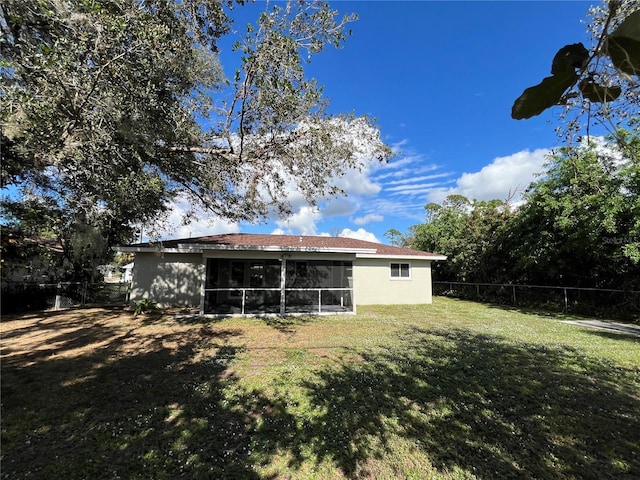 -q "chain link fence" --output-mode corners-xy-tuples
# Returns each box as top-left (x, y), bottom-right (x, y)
(1, 282), (131, 314)
(433, 281), (640, 319)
